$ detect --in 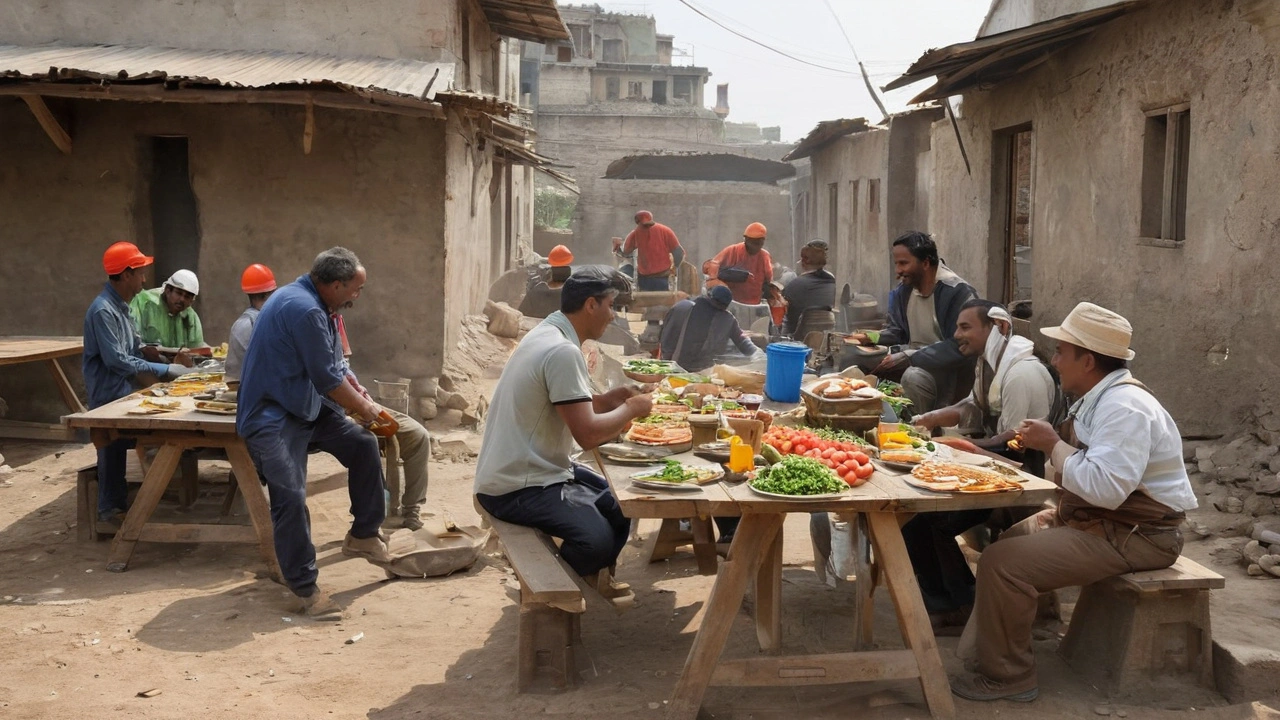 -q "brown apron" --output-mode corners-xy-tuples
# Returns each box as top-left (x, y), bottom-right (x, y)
(1053, 378), (1185, 553)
